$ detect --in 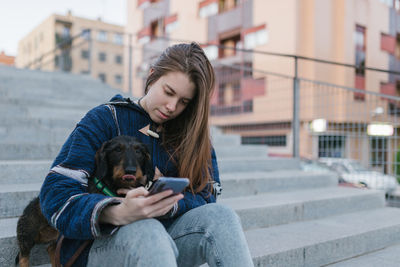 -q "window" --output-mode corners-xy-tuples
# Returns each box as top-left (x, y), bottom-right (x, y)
(115, 55), (122, 64)
(203, 45), (218, 60)
(81, 50), (89, 59)
(396, 0), (400, 11)
(396, 33), (400, 59)
(220, 34), (241, 58)
(355, 25), (366, 76)
(199, 1), (218, 18)
(354, 25), (366, 101)
(380, 0), (394, 7)
(242, 135), (287, 147)
(165, 21), (179, 33)
(389, 102), (400, 115)
(98, 73), (106, 83)
(370, 137), (387, 173)
(115, 75), (122, 84)
(62, 27), (70, 38)
(396, 80), (400, 95)
(99, 52), (106, 62)
(81, 29), (91, 40)
(221, 81), (240, 105)
(244, 26), (268, 49)
(150, 19), (164, 40)
(97, 31), (107, 42)
(318, 135), (346, 158)
(114, 33), (123, 45)
(218, 0), (239, 13)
